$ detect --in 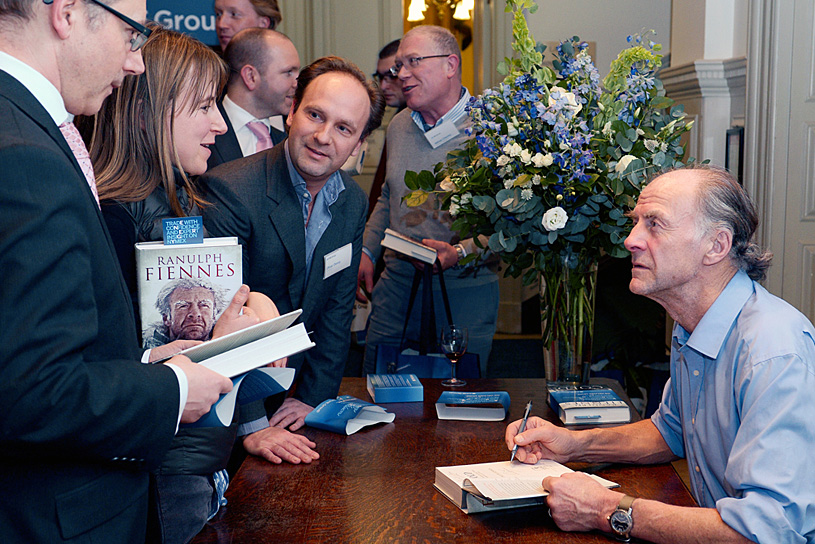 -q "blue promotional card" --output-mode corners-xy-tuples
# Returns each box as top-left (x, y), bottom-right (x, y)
(162, 216), (204, 245)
